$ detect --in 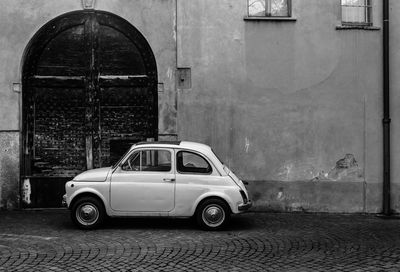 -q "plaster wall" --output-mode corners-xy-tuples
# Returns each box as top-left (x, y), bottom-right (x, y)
(177, 0), (383, 212)
(0, 133), (19, 209)
(0, 0), (177, 208)
(389, 0), (400, 213)
(0, 0), (391, 212)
